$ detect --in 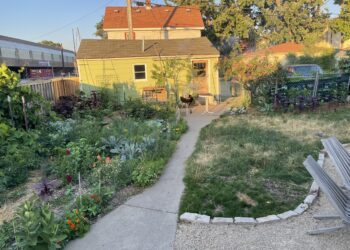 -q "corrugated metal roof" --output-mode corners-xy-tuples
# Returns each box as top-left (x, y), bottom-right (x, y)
(77, 37), (219, 59)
